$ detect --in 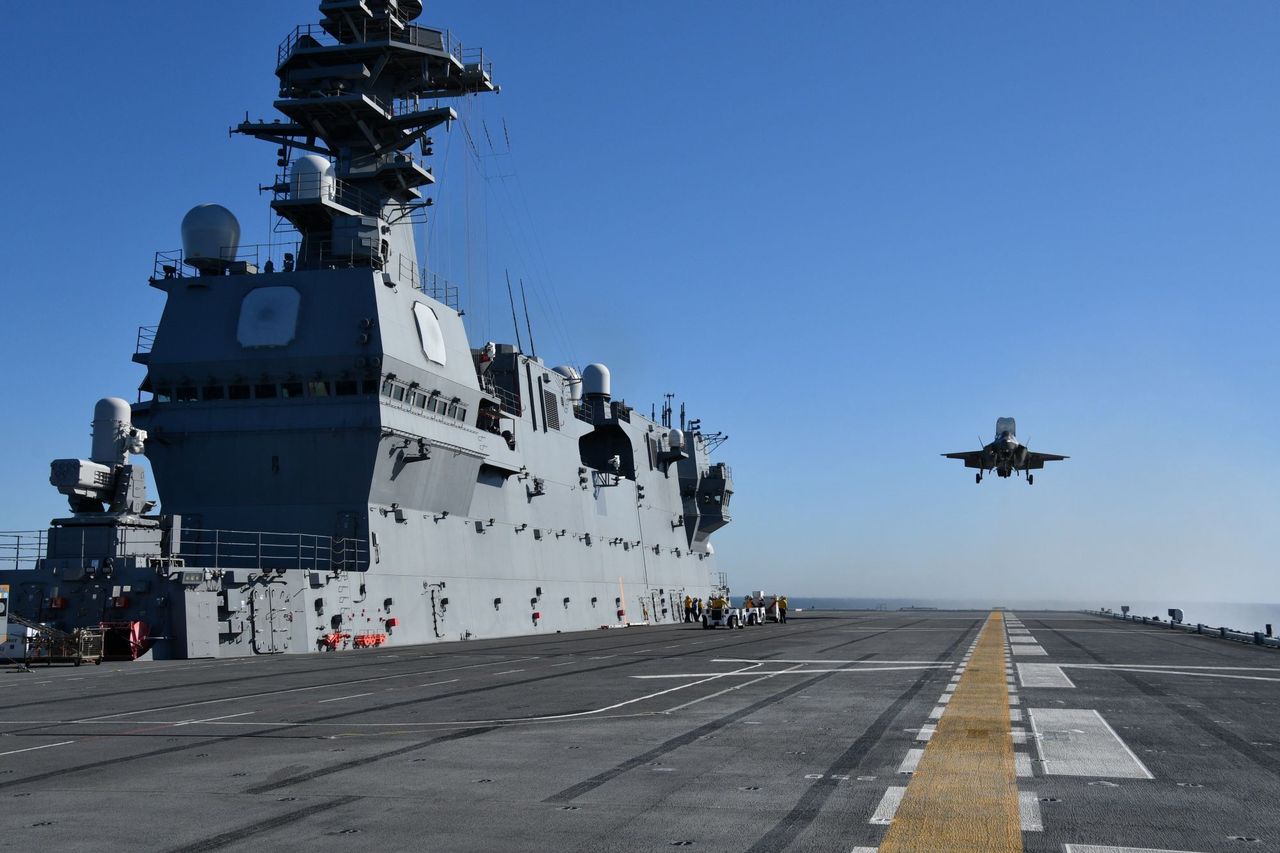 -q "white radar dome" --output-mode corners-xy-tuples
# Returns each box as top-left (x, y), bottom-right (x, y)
(181, 204), (240, 264)
(289, 154), (335, 201)
(582, 363), (611, 399)
(553, 365), (583, 403)
(91, 397), (133, 466)
(668, 428), (684, 449)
